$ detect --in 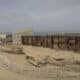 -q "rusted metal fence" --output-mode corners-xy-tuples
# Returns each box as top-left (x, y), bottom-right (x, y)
(22, 35), (80, 51)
